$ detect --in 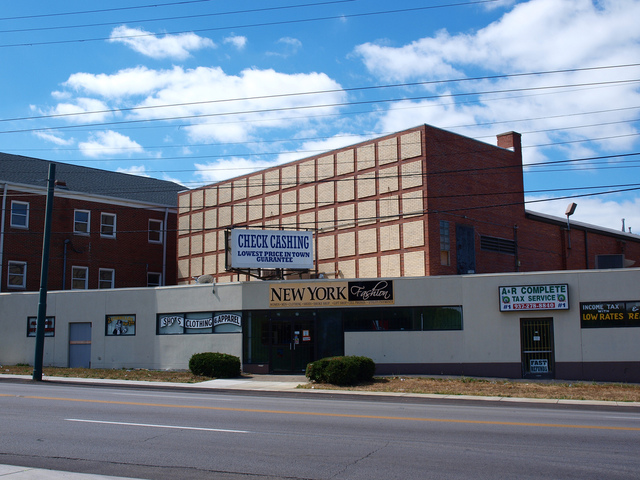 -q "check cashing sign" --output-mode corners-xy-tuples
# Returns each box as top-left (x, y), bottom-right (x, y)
(499, 284), (569, 312)
(230, 229), (313, 269)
